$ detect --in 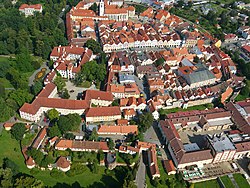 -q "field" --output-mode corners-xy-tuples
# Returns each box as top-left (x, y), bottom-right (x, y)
(159, 103), (213, 115)
(194, 179), (220, 188)
(233, 173), (249, 188)
(0, 130), (123, 187)
(220, 175), (235, 188)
